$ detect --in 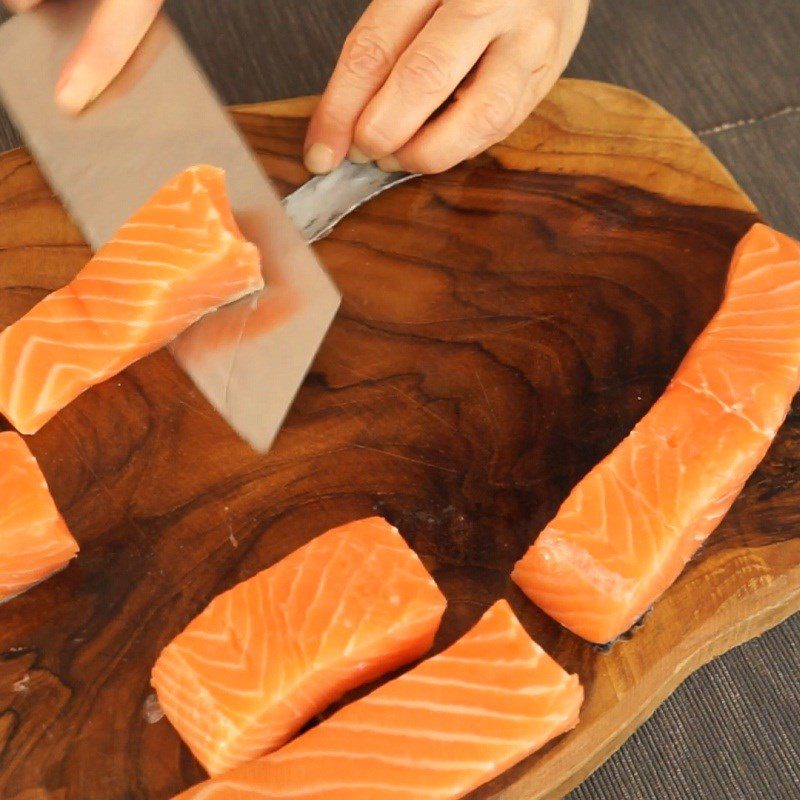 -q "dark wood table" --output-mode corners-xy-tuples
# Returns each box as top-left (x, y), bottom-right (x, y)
(0, 1), (797, 797)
